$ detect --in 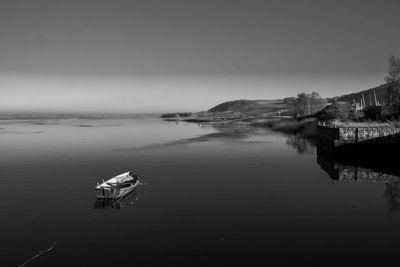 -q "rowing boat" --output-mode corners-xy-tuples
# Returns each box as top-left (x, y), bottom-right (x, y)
(94, 171), (139, 199)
